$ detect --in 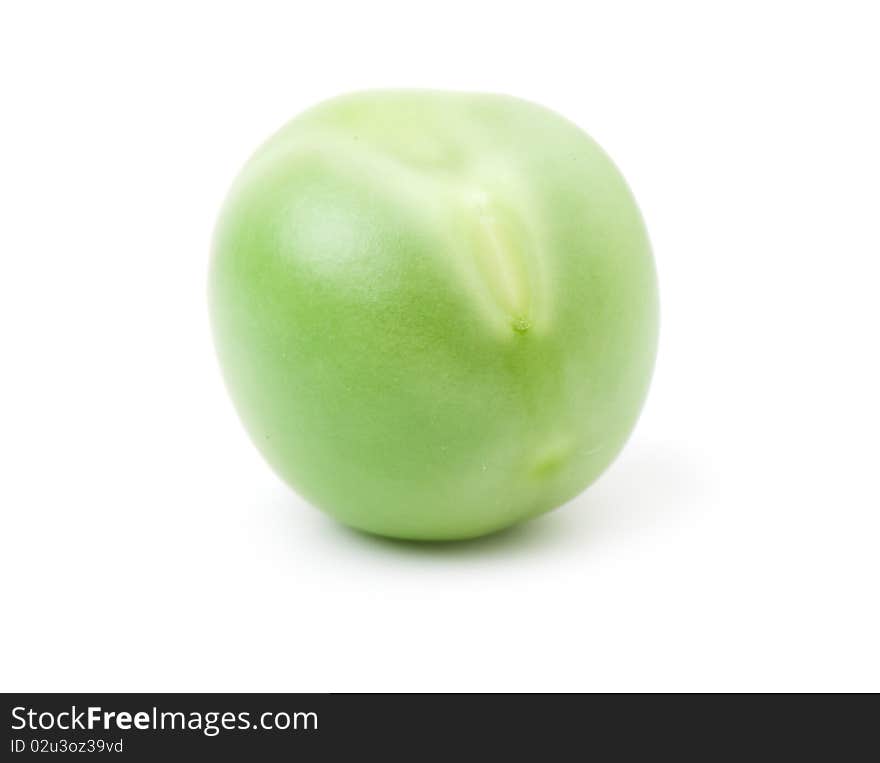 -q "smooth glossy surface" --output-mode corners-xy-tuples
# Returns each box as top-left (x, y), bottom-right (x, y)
(210, 90), (658, 540)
